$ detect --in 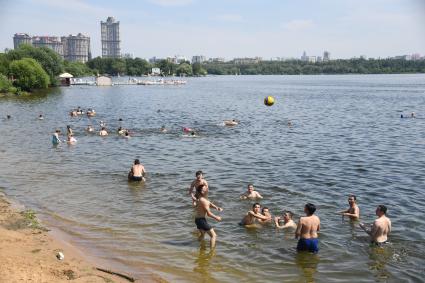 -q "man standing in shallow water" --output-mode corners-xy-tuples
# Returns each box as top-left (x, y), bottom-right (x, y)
(195, 185), (222, 249)
(360, 205), (391, 246)
(295, 203), (320, 253)
(128, 159), (146, 181)
(338, 195), (360, 220)
(189, 171), (209, 205)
